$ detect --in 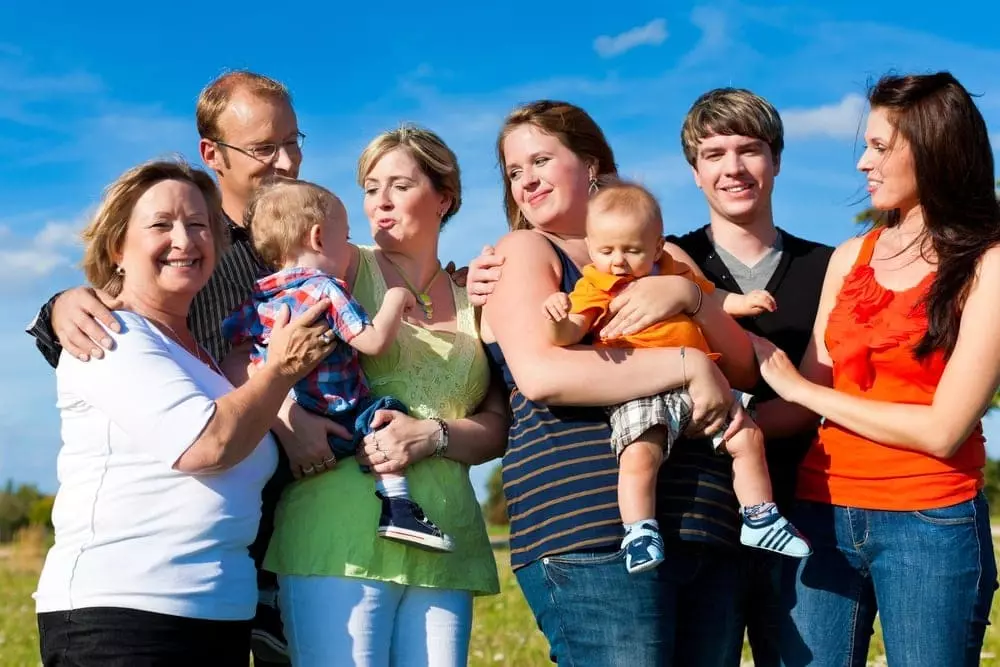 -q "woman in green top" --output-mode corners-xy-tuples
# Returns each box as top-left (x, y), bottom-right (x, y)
(264, 125), (506, 666)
